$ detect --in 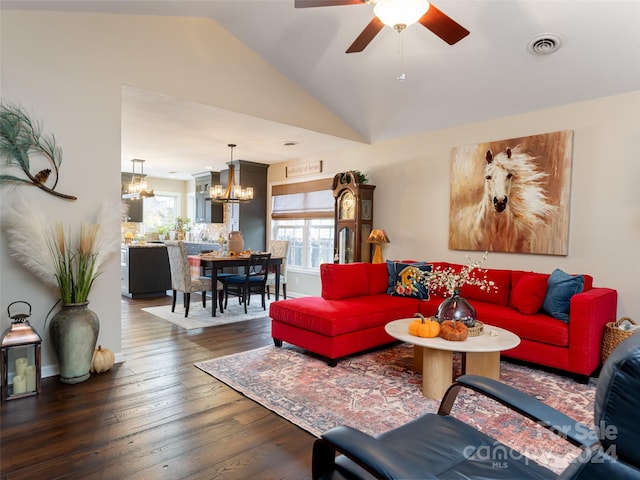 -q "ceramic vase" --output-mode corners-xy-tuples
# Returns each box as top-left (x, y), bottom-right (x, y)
(49, 302), (99, 384)
(436, 289), (477, 327)
(228, 231), (244, 253)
